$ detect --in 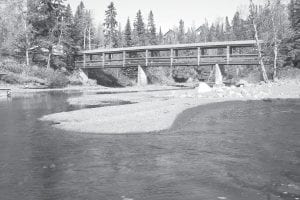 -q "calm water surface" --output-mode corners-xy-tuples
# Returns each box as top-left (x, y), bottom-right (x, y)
(0, 91), (300, 200)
